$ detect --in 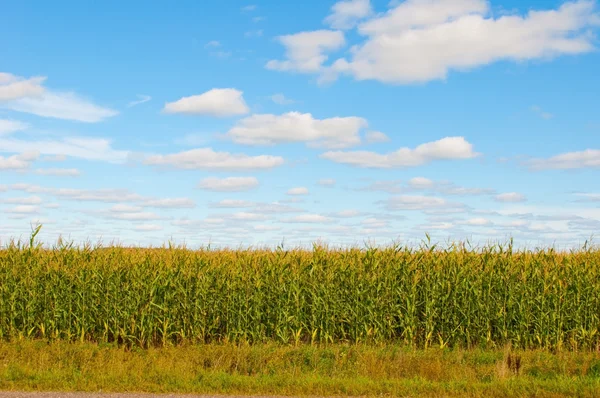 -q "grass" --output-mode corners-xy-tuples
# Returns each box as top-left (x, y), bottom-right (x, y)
(1, 340), (600, 397)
